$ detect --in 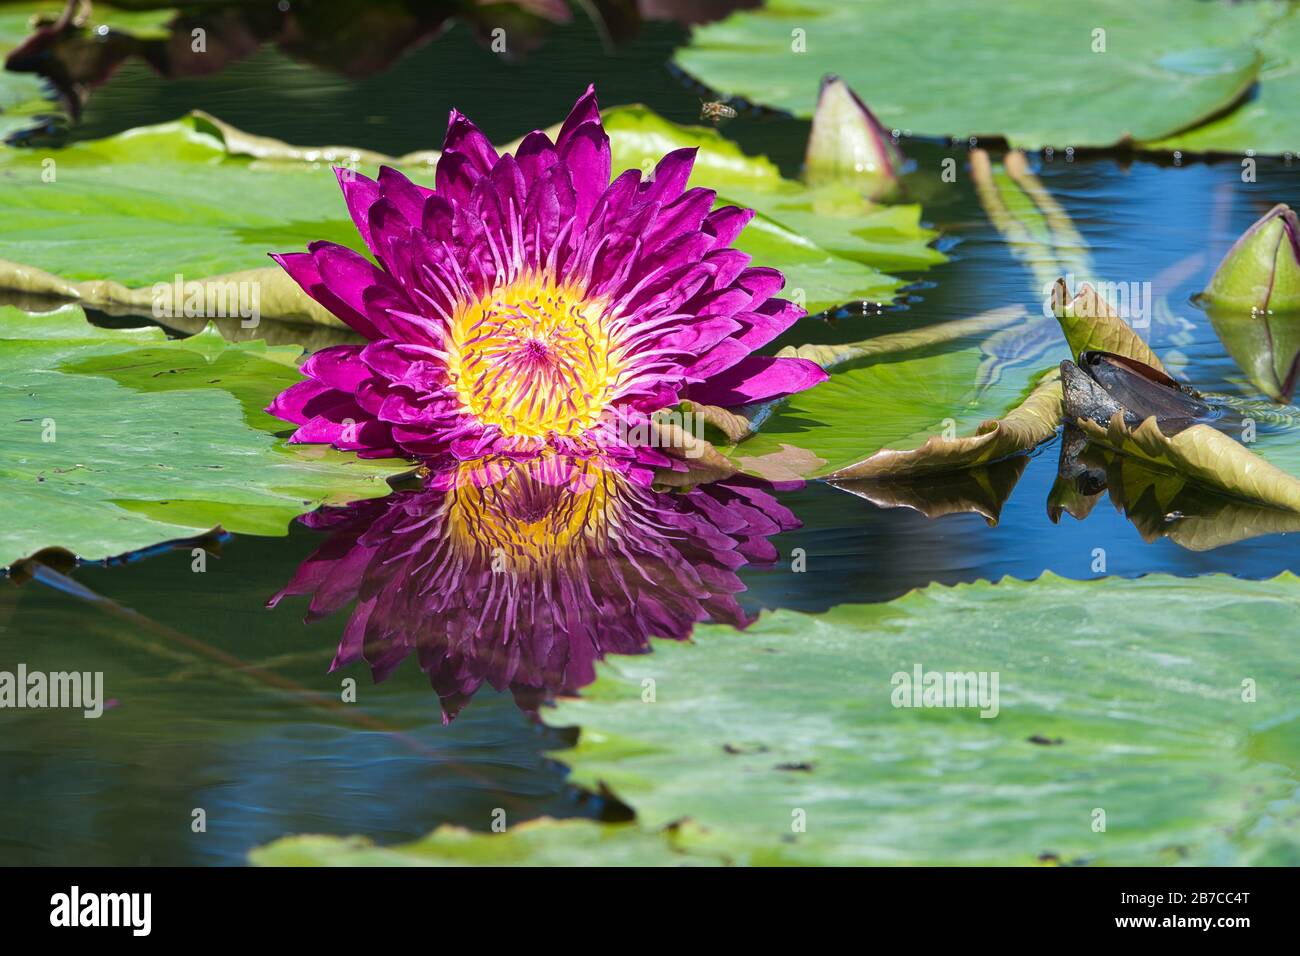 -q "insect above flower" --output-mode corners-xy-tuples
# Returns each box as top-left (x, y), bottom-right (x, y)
(267, 85), (826, 481)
